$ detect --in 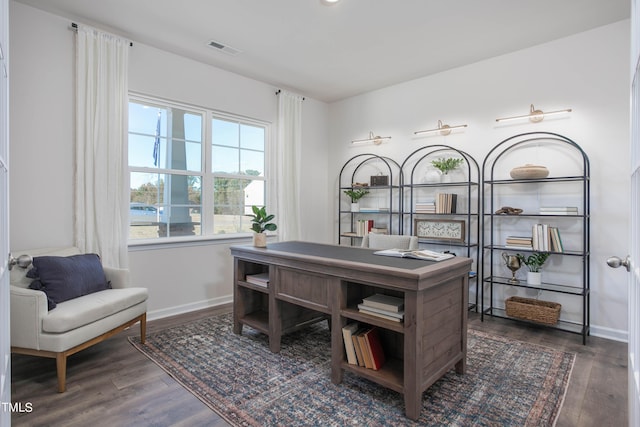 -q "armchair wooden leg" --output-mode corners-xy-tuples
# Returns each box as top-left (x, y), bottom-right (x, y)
(56, 352), (67, 393)
(140, 313), (147, 344)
